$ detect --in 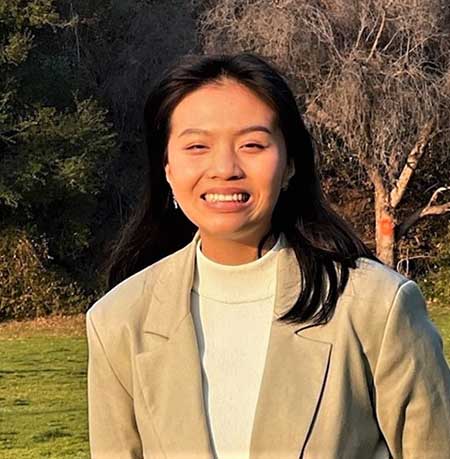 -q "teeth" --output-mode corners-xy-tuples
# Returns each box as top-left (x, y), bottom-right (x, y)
(204, 193), (249, 202)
